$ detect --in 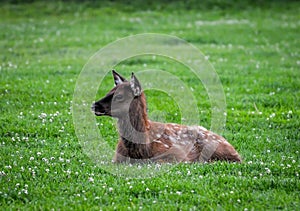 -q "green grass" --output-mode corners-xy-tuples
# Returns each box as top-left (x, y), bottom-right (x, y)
(1, 0), (299, 210)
